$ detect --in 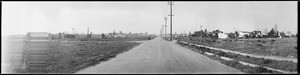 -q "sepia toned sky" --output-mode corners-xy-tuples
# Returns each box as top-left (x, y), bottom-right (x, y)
(2, 1), (297, 36)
